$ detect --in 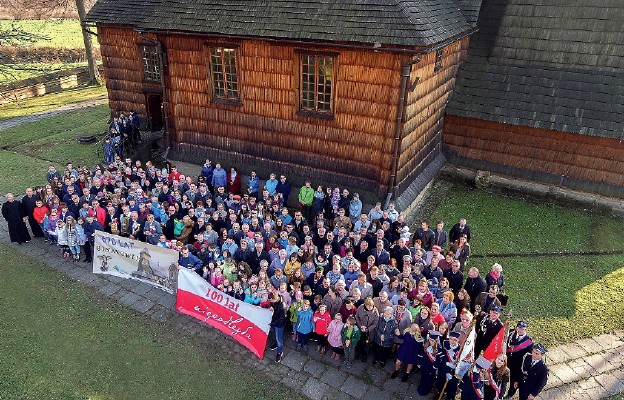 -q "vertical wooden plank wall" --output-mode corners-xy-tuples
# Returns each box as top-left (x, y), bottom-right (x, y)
(97, 27), (146, 116)
(396, 38), (470, 194)
(443, 115), (624, 190)
(161, 33), (402, 196)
